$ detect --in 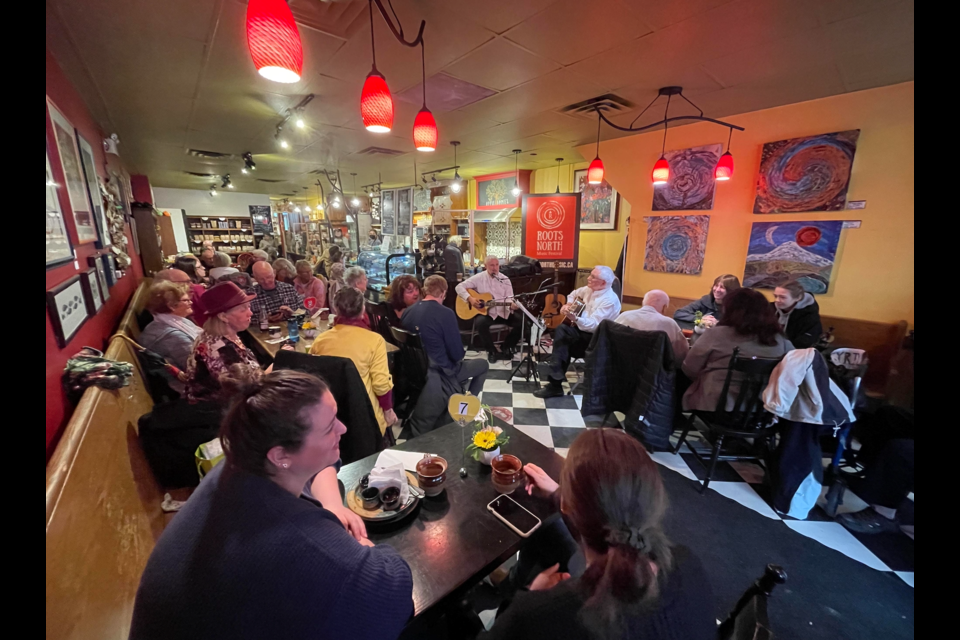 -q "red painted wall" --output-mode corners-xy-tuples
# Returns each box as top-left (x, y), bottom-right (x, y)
(46, 48), (144, 459)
